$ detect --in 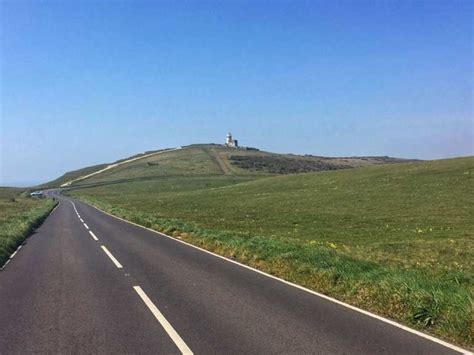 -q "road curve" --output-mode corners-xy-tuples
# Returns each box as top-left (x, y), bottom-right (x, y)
(0, 189), (469, 354)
